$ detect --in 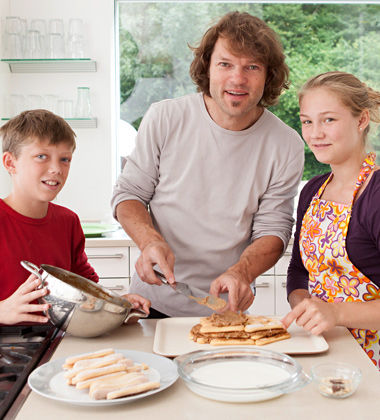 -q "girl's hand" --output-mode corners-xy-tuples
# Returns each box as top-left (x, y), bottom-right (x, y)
(0, 274), (50, 325)
(281, 296), (339, 335)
